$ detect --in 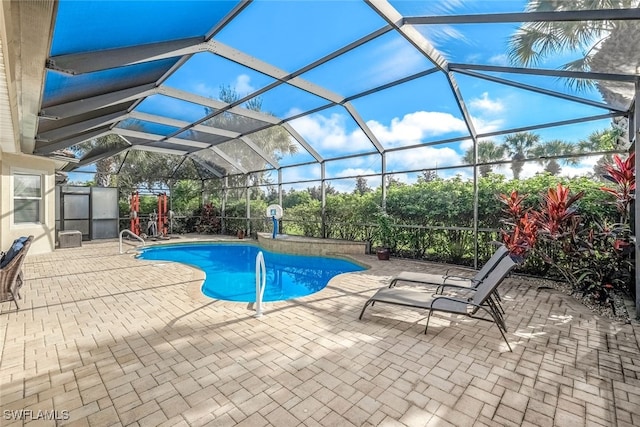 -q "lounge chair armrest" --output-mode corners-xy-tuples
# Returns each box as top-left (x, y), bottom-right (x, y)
(442, 276), (478, 285)
(429, 295), (472, 310)
(437, 278), (480, 294)
(442, 273), (474, 281)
